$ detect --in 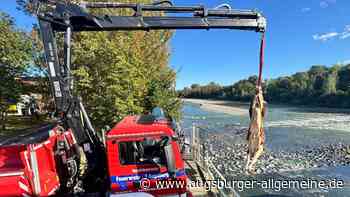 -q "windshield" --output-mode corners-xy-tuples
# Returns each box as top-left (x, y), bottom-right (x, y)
(118, 138), (167, 165)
